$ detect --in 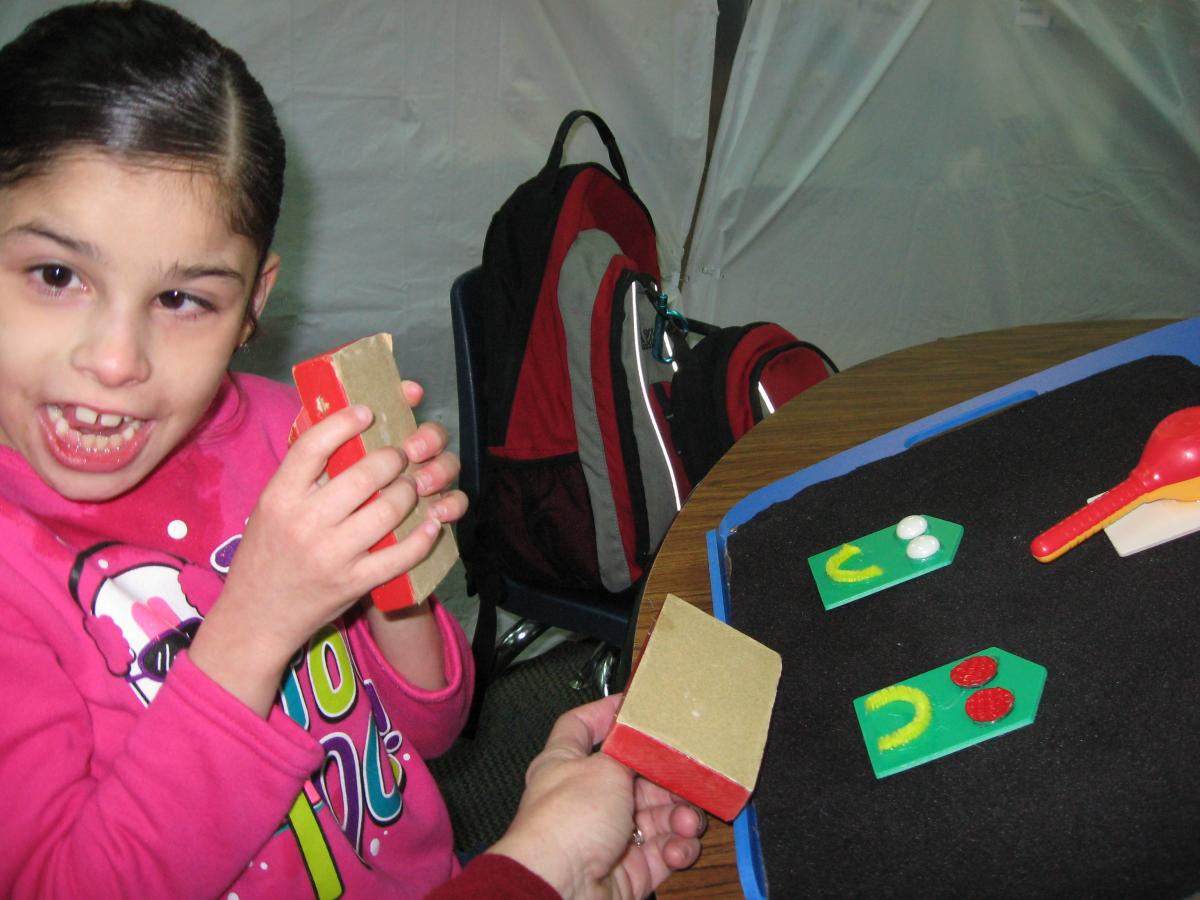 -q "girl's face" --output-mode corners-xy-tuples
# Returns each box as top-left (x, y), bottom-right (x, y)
(0, 151), (278, 501)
